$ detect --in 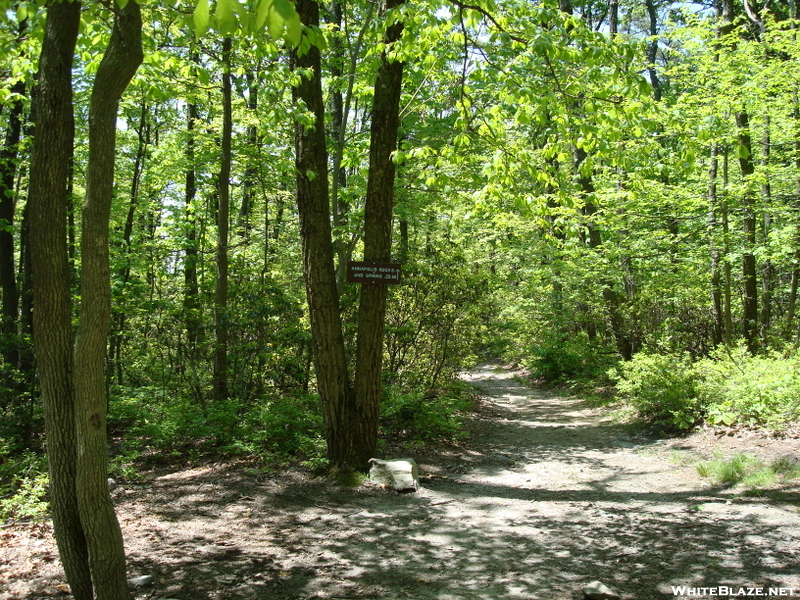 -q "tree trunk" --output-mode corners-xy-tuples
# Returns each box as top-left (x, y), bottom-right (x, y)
(759, 115), (773, 345)
(239, 71), (258, 234)
(609, 0), (618, 36)
(352, 0), (406, 470)
(27, 3), (92, 598)
(644, 0), (662, 101)
(0, 72), (24, 368)
(183, 94), (201, 356)
(213, 37), (232, 402)
(721, 146), (733, 346)
(708, 143), (723, 347)
(291, 0), (354, 469)
(73, 2), (142, 597)
(736, 111), (759, 354)
(786, 89), (800, 339)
